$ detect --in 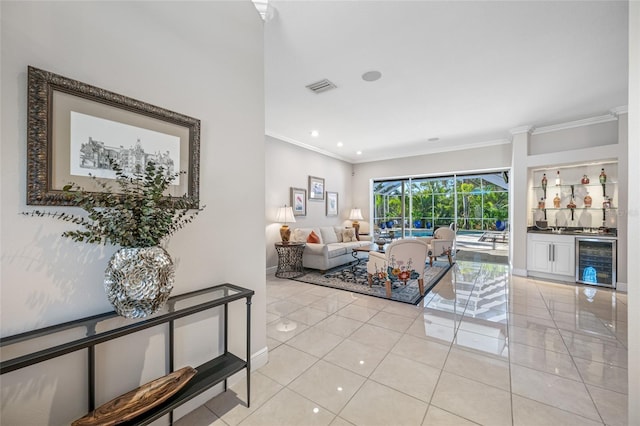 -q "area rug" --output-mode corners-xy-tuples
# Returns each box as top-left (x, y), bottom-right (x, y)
(291, 261), (453, 305)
